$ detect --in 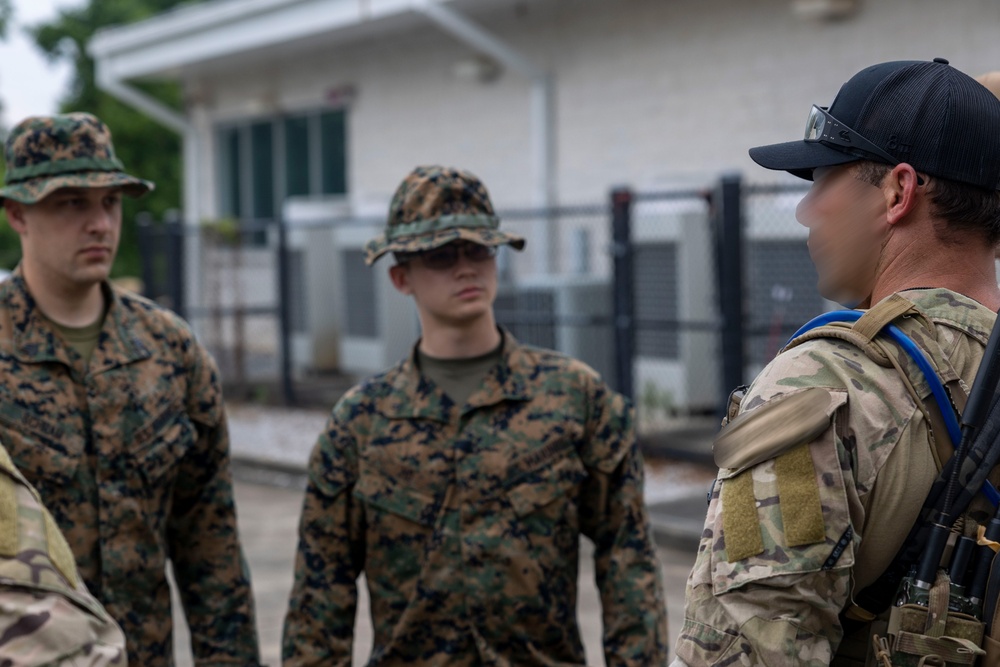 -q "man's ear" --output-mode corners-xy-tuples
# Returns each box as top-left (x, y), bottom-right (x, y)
(4, 200), (27, 235)
(883, 163), (922, 226)
(389, 263), (412, 295)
